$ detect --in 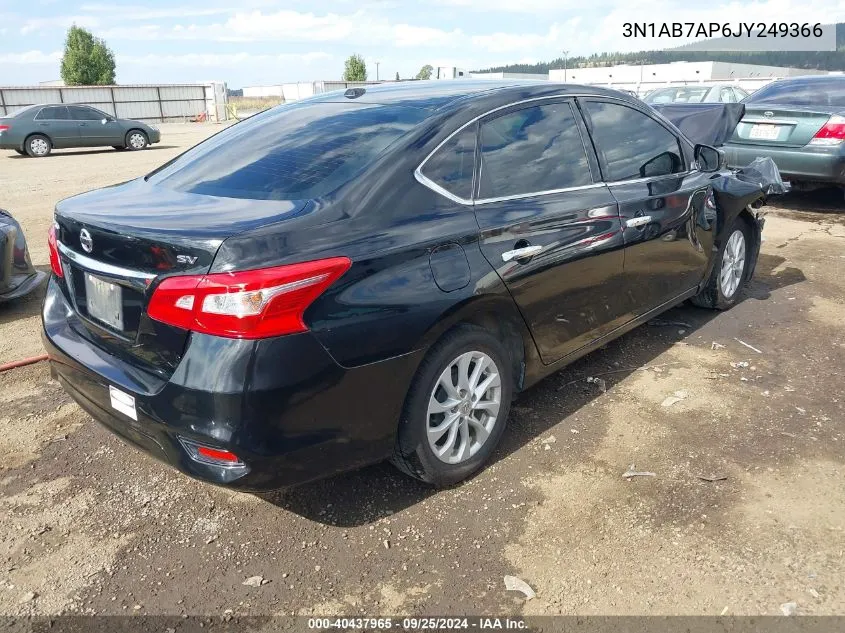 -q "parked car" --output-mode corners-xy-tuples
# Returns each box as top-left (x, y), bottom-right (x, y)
(0, 104), (161, 157)
(644, 84), (749, 105)
(722, 75), (845, 190)
(0, 209), (46, 302)
(43, 81), (772, 491)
